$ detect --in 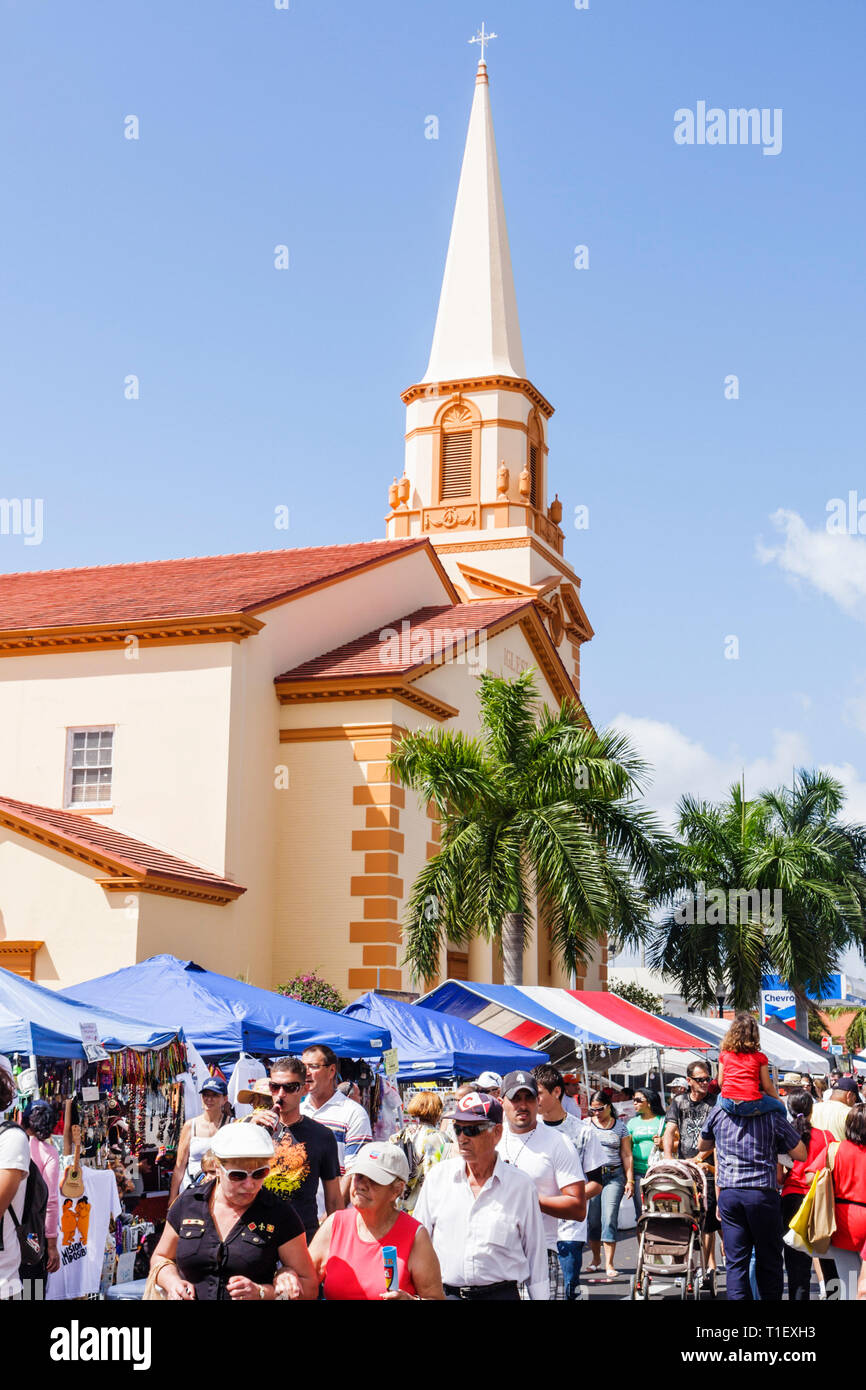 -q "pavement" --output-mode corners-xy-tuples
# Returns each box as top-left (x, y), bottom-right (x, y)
(578, 1228), (826, 1302)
